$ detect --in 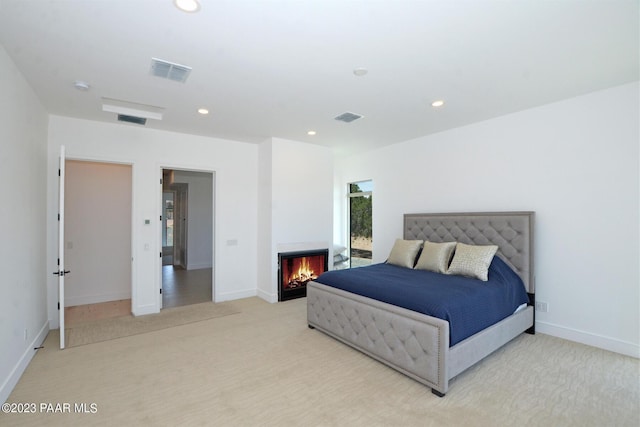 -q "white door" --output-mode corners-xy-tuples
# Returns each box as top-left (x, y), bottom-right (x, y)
(55, 146), (68, 349)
